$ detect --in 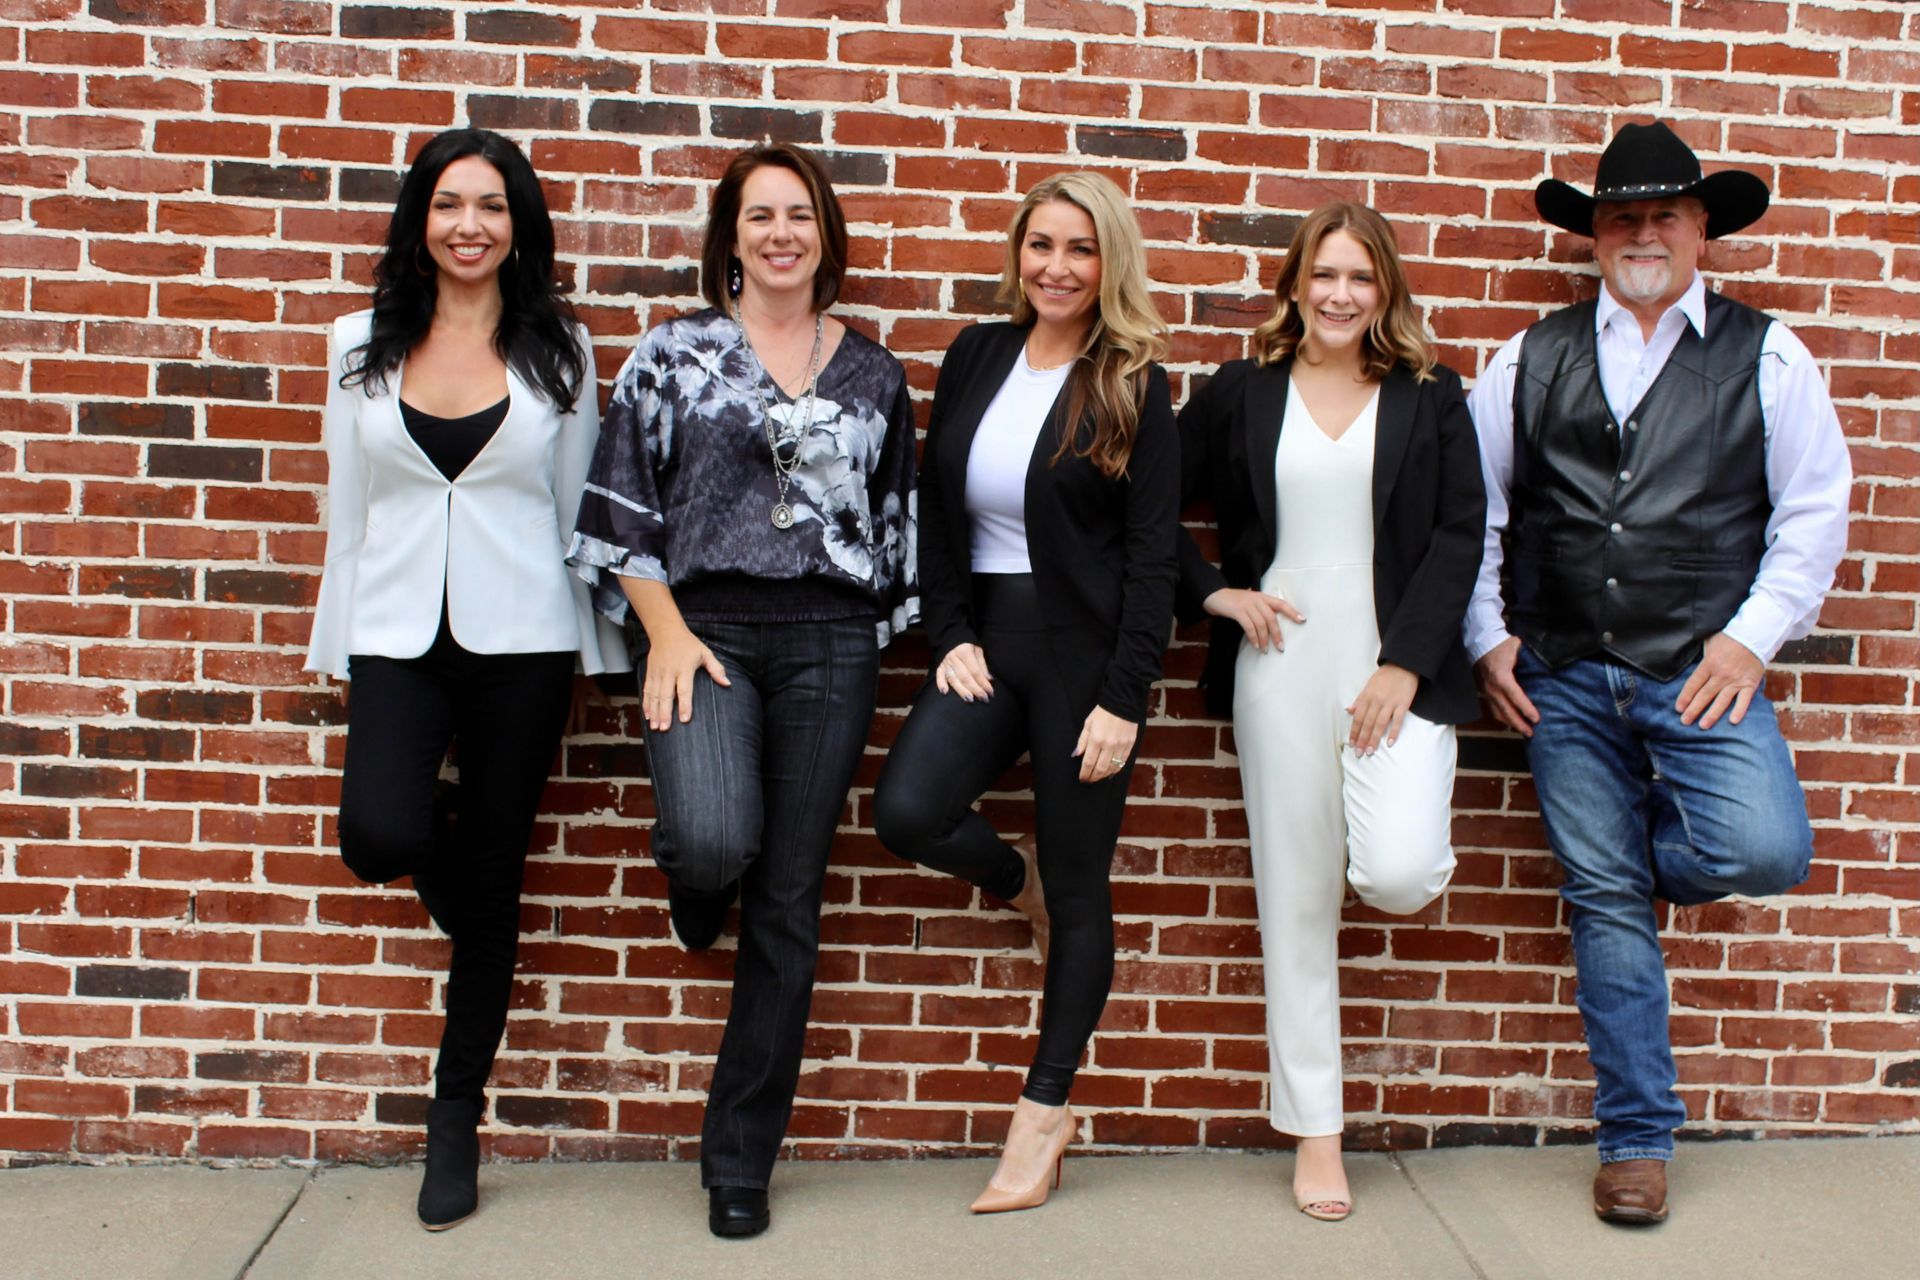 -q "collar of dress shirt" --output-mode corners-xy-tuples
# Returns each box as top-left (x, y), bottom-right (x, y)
(1595, 271), (1707, 343)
